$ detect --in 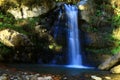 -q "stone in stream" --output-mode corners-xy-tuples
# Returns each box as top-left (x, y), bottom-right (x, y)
(91, 75), (102, 80)
(104, 76), (111, 80)
(110, 65), (120, 73)
(98, 53), (120, 70)
(37, 76), (53, 80)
